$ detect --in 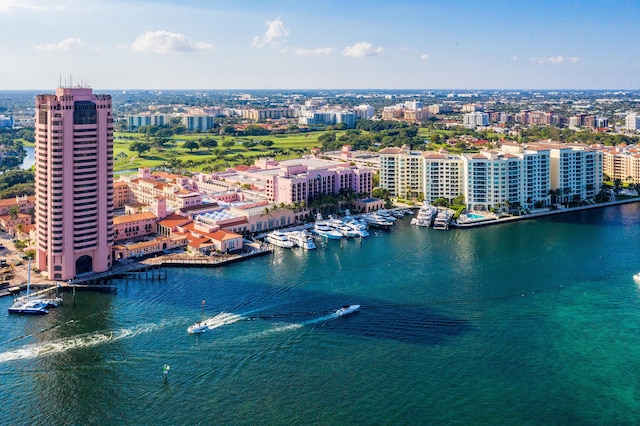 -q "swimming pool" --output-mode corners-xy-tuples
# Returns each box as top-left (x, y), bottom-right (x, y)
(467, 213), (486, 219)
